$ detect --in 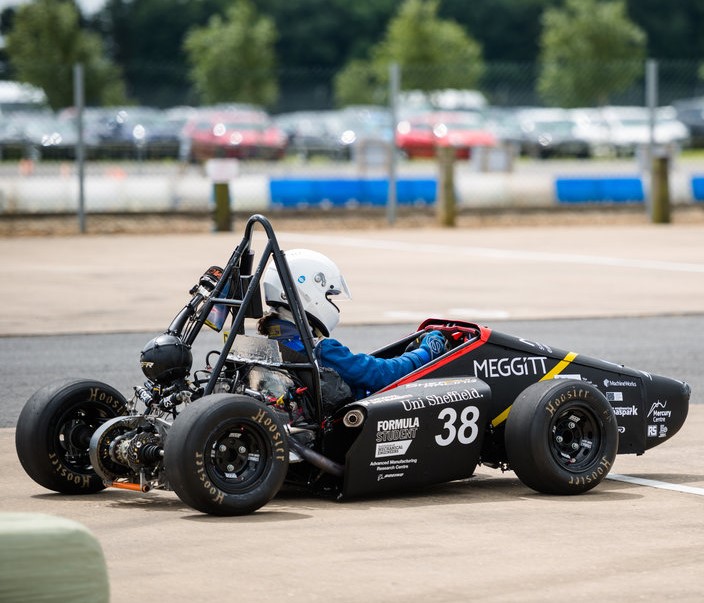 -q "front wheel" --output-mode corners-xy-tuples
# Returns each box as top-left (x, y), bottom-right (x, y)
(164, 395), (289, 515)
(505, 380), (618, 495)
(15, 378), (129, 494)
